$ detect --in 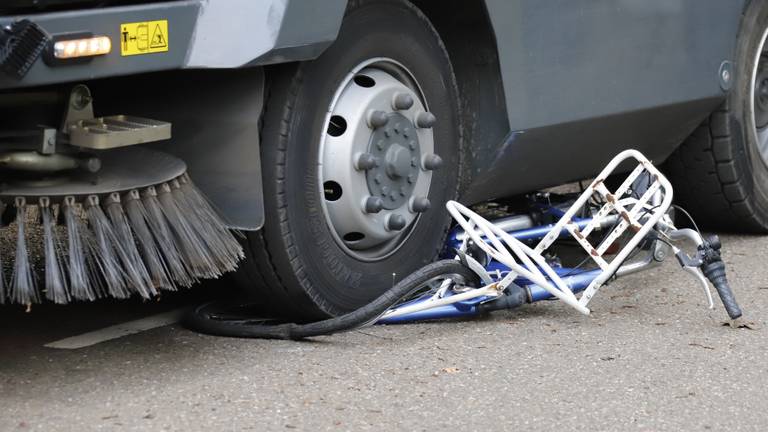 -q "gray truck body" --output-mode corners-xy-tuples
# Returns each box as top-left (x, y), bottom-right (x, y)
(0, 0), (747, 229)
